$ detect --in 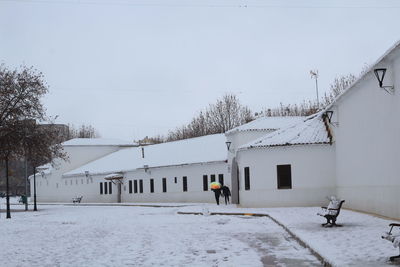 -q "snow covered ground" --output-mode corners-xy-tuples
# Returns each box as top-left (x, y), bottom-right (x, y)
(0, 203), (320, 267)
(178, 205), (400, 266)
(1, 202), (399, 266)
